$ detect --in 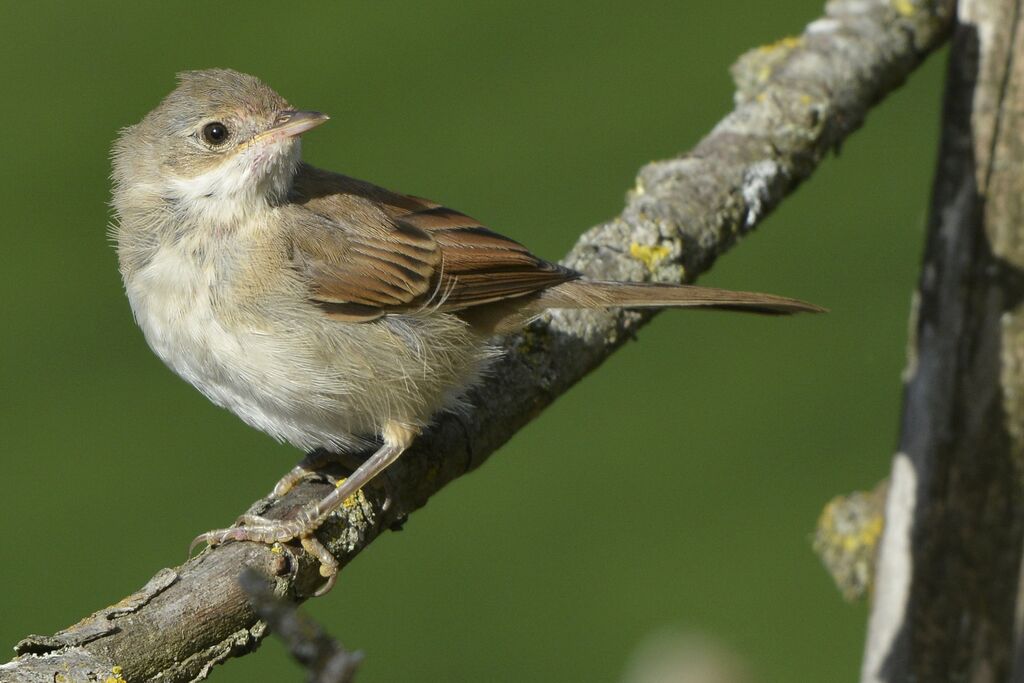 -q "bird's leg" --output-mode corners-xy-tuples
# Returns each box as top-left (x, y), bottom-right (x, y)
(191, 422), (417, 593)
(270, 449), (364, 498)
